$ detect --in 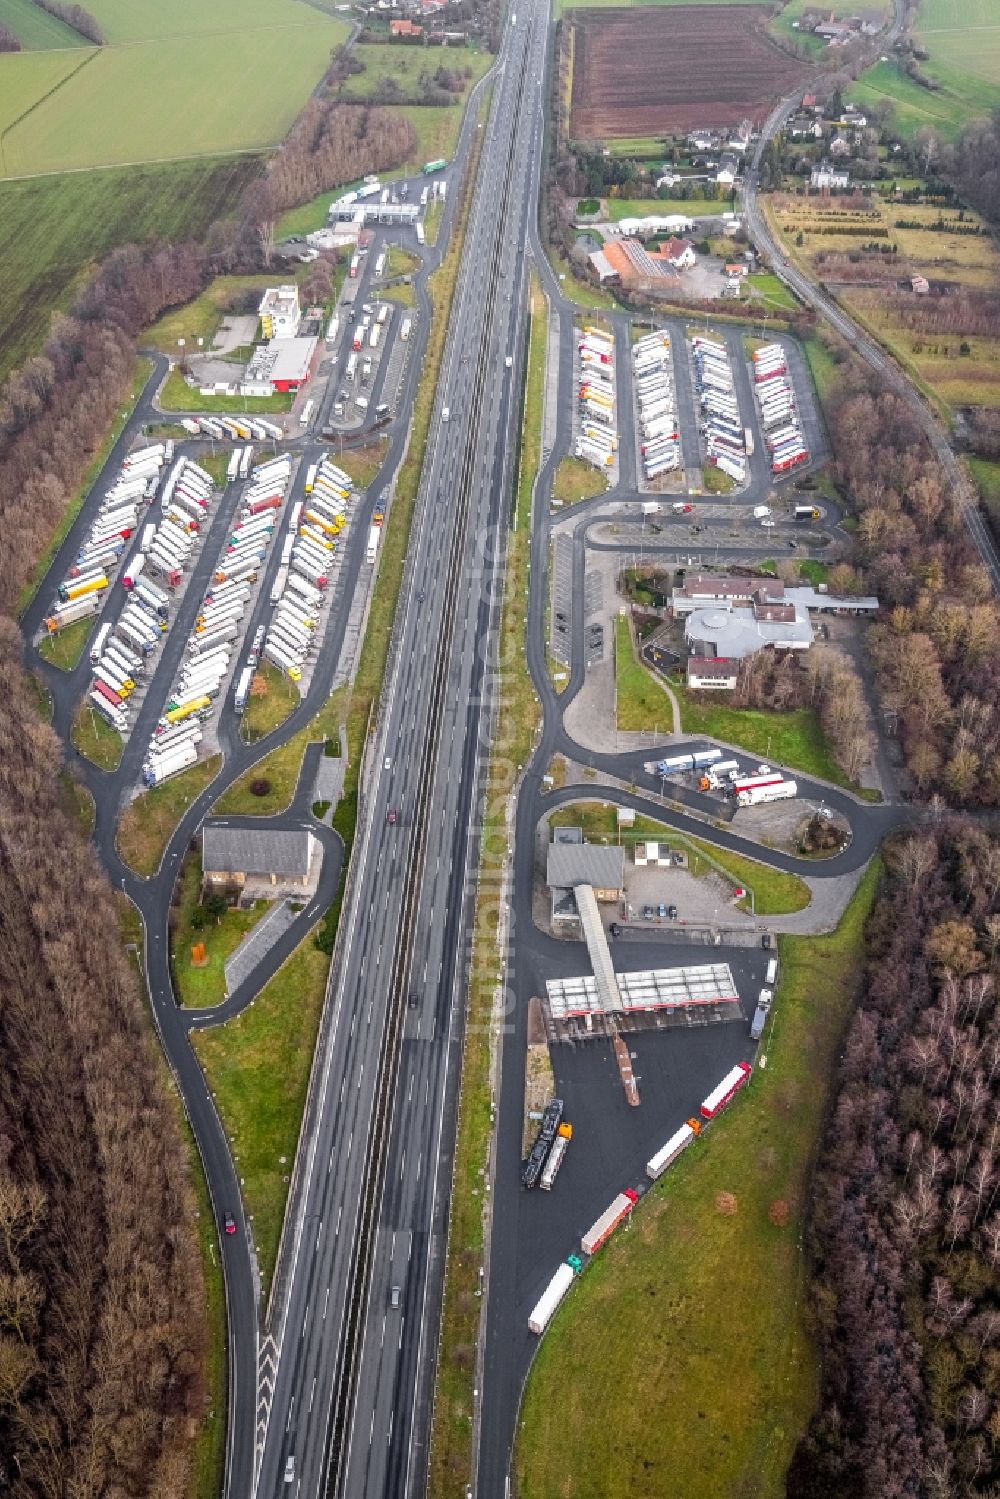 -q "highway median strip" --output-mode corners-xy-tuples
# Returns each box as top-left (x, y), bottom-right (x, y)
(428, 271), (546, 1498)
